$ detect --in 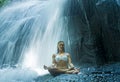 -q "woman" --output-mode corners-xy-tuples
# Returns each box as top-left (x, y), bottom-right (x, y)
(44, 41), (80, 76)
